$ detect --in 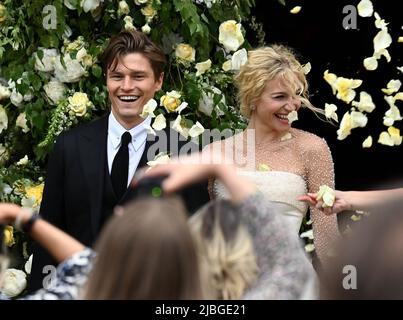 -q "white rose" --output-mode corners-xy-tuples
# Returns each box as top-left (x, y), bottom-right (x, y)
(0, 84), (11, 100)
(198, 87), (225, 117)
(34, 48), (58, 72)
(10, 90), (23, 107)
(118, 1), (130, 16)
(195, 59), (212, 76)
(189, 121), (204, 138)
(123, 15), (136, 31)
(16, 112), (30, 133)
(44, 79), (67, 105)
(140, 98), (157, 118)
(141, 23), (151, 34)
(0, 105), (8, 134)
(231, 48), (247, 70)
(219, 20), (244, 52)
(54, 54), (87, 83)
(16, 155), (29, 166)
(0, 268), (27, 297)
(152, 114), (167, 131)
(80, 0), (101, 13)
